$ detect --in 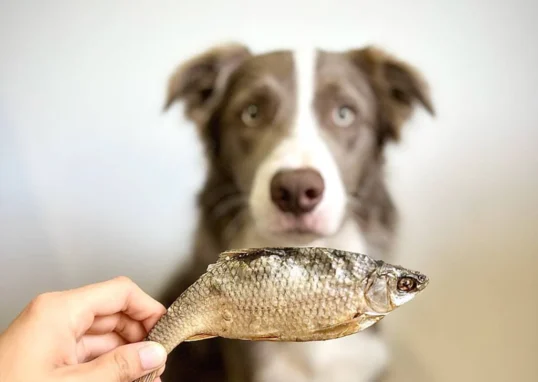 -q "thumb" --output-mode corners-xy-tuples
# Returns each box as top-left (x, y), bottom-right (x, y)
(72, 341), (167, 382)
